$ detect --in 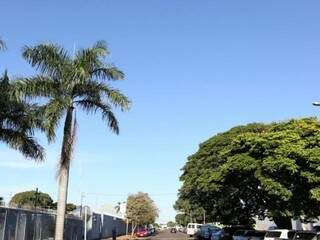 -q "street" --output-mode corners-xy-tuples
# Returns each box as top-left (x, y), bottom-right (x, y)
(149, 229), (189, 240)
